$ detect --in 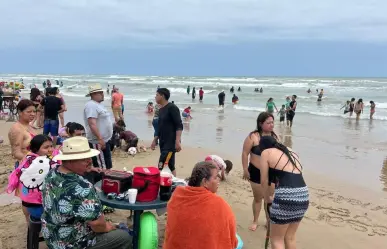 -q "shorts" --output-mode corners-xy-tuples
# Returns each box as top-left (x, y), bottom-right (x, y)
(22, 201), (43, 219)
(280, 116), (285, 122)
(158, 151), (176, 172)
(43, 119), (59, 136)
(219, 101), (224, 106)
(182, 112), (188, 118)
(286, 111), (295, 122)
(199, 95), (203, 101)
(112, 106), (122, 120)
(248, 162), (273, 185)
